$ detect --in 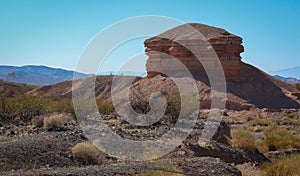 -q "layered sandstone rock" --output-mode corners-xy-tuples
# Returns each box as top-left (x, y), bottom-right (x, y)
(144, 23), (244, 82)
